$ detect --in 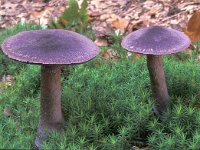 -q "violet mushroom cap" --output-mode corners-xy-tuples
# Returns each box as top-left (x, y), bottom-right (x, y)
(1, 29), (99, 149)
(121, 26), (190, 55)
(121, 26), (191, 118)
(1, 29), (99, 64)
